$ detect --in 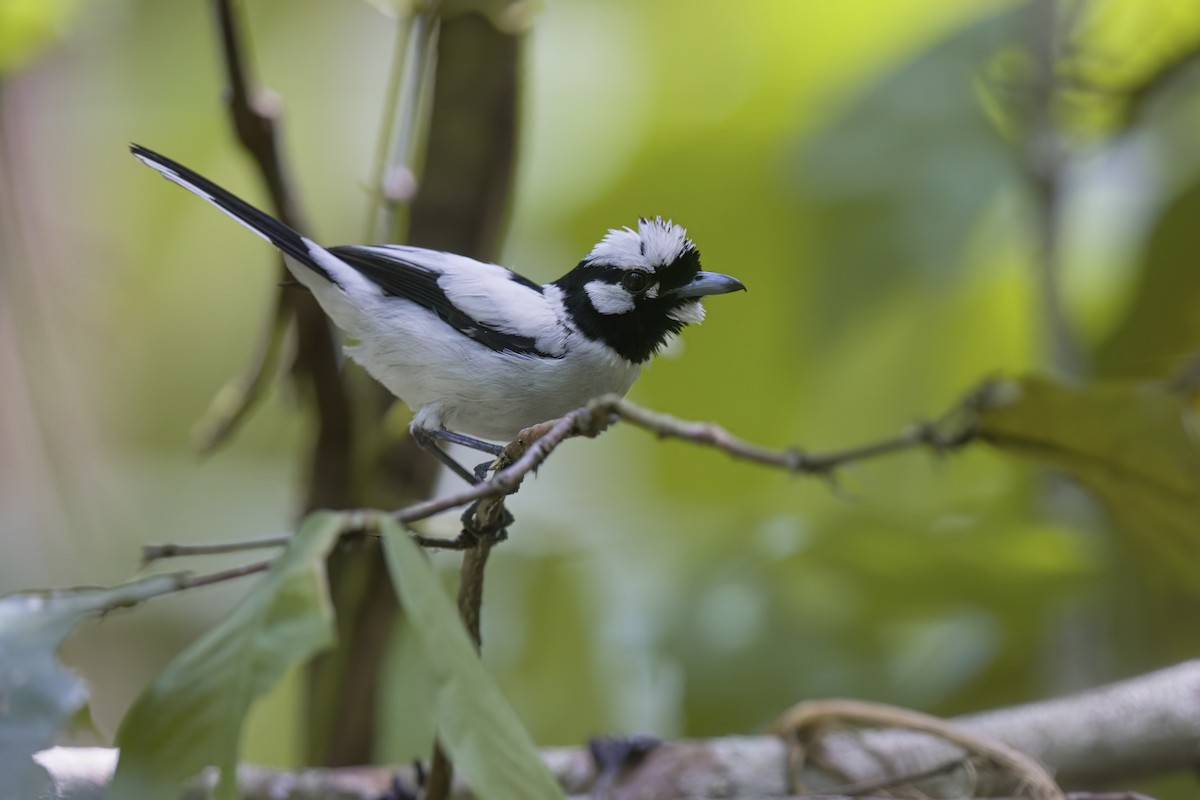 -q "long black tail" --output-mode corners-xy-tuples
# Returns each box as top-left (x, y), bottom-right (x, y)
(129, 144), (332, 282)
